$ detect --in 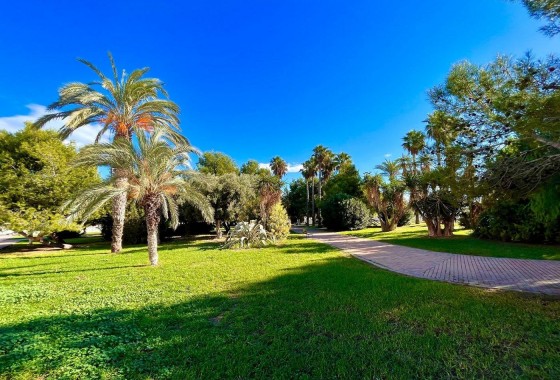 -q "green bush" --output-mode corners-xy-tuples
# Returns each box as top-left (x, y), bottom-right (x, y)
(474, 199), (560, 243)
(322, 194), (370, 231)
(94, 204), (176, 245)
(267, 202), (291, 241)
